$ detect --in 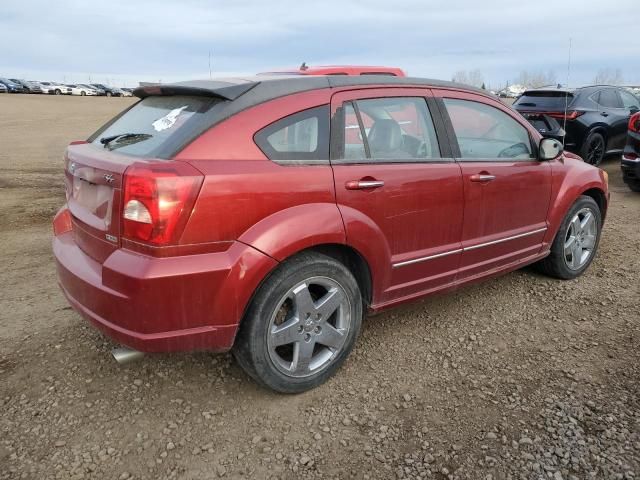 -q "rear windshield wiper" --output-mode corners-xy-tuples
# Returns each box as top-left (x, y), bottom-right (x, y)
(100, 133), (152, 150)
